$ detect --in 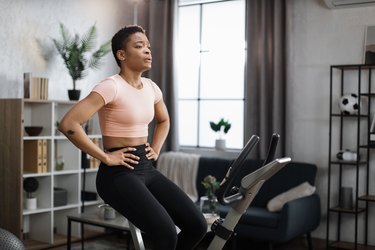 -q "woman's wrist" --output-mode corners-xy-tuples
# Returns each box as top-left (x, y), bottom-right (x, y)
(98, 151), (110, 165)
